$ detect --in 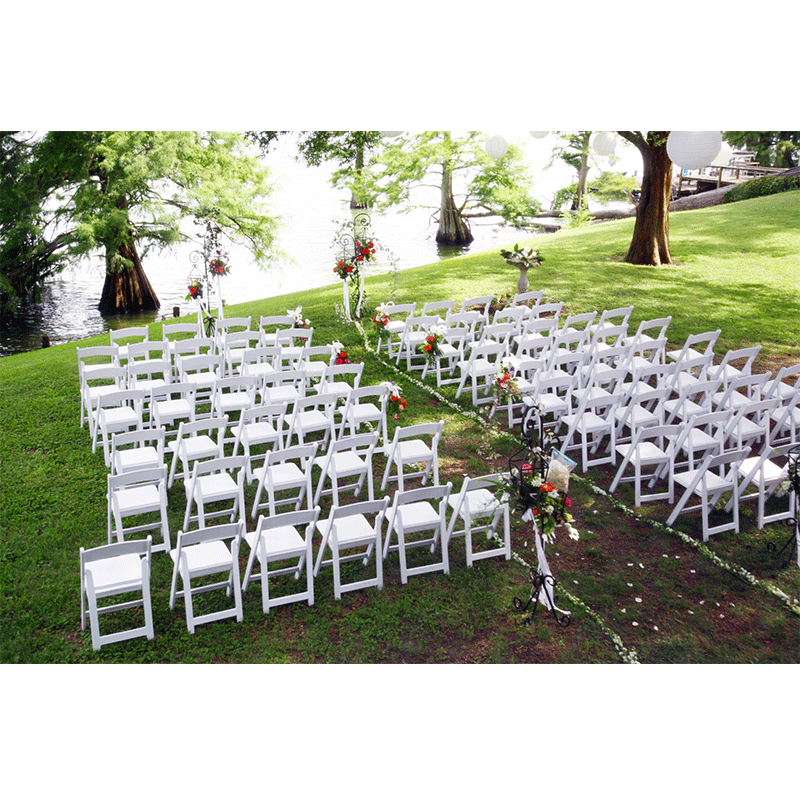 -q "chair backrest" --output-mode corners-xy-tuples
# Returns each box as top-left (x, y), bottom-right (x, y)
(216, 316), (252, 333)
(163, 321), (201, 341)
(110, 326), (149, 346)
(392, 482), (452, 509)
(265, 442), (318, 468)
(392, 420), (445, 445)
(259, 314), (295, 332)
(82, 535), (151, 567)
(560, 311), (597, 334)
(422, 300), (454, 318)
(110, 427), (166, 473)
(528, 301), (563, 320)
(77, 345), (120, 375)
(329, 496), (390, 523)
(175, 415), (229, 444)
(319, 362), (363, 387)
(511, 289), (544, 307)
(594, 305), (634, 328)
(178, 352), (222, 377)
(277, 327), (313, 347)
(383, 302), (417, 319)
(671, 329), (722, 363)
(708, 345), (761, 383)
(189, 454), (247, 479)
(127, 340), (170, 361)
(174, 521), (244, 554)
(629, 315), (672, 341)
(108, 464), (167, 493)
(172, 337), (215, 358)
